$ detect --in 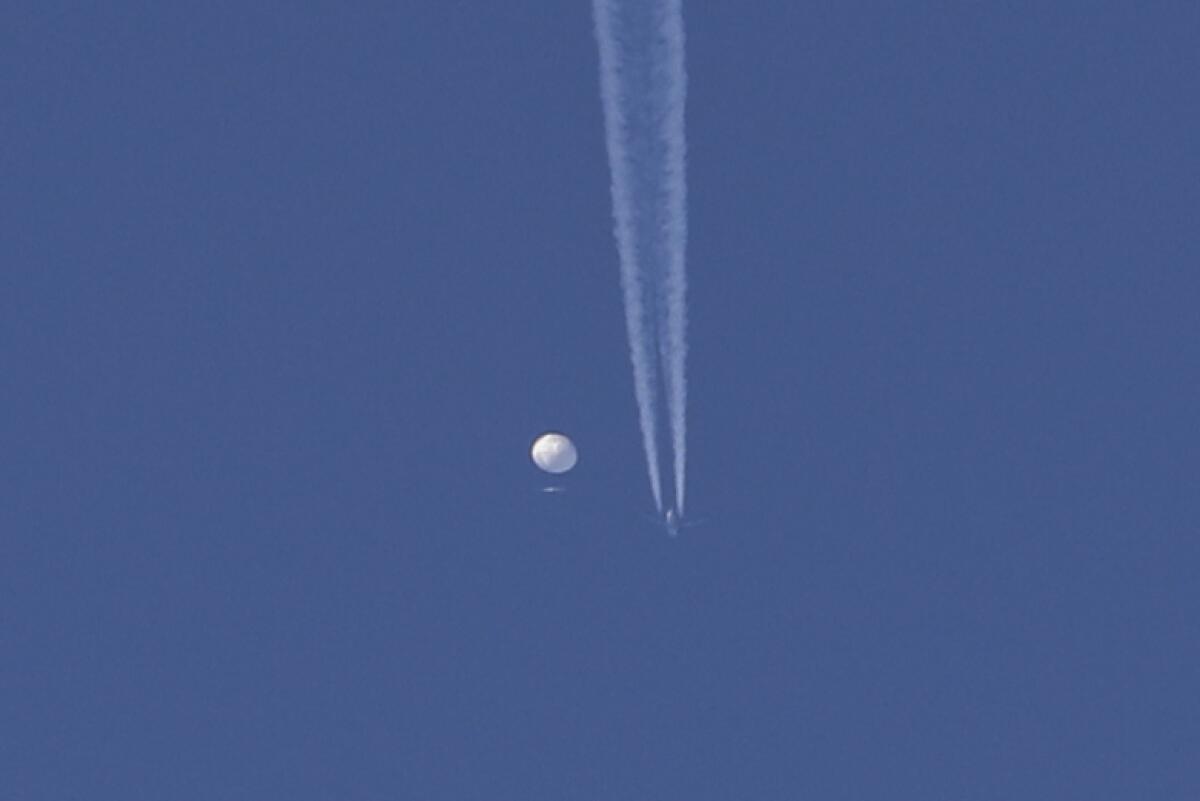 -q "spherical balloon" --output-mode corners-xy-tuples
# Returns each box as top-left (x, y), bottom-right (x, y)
(530, 432), (578, 474)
